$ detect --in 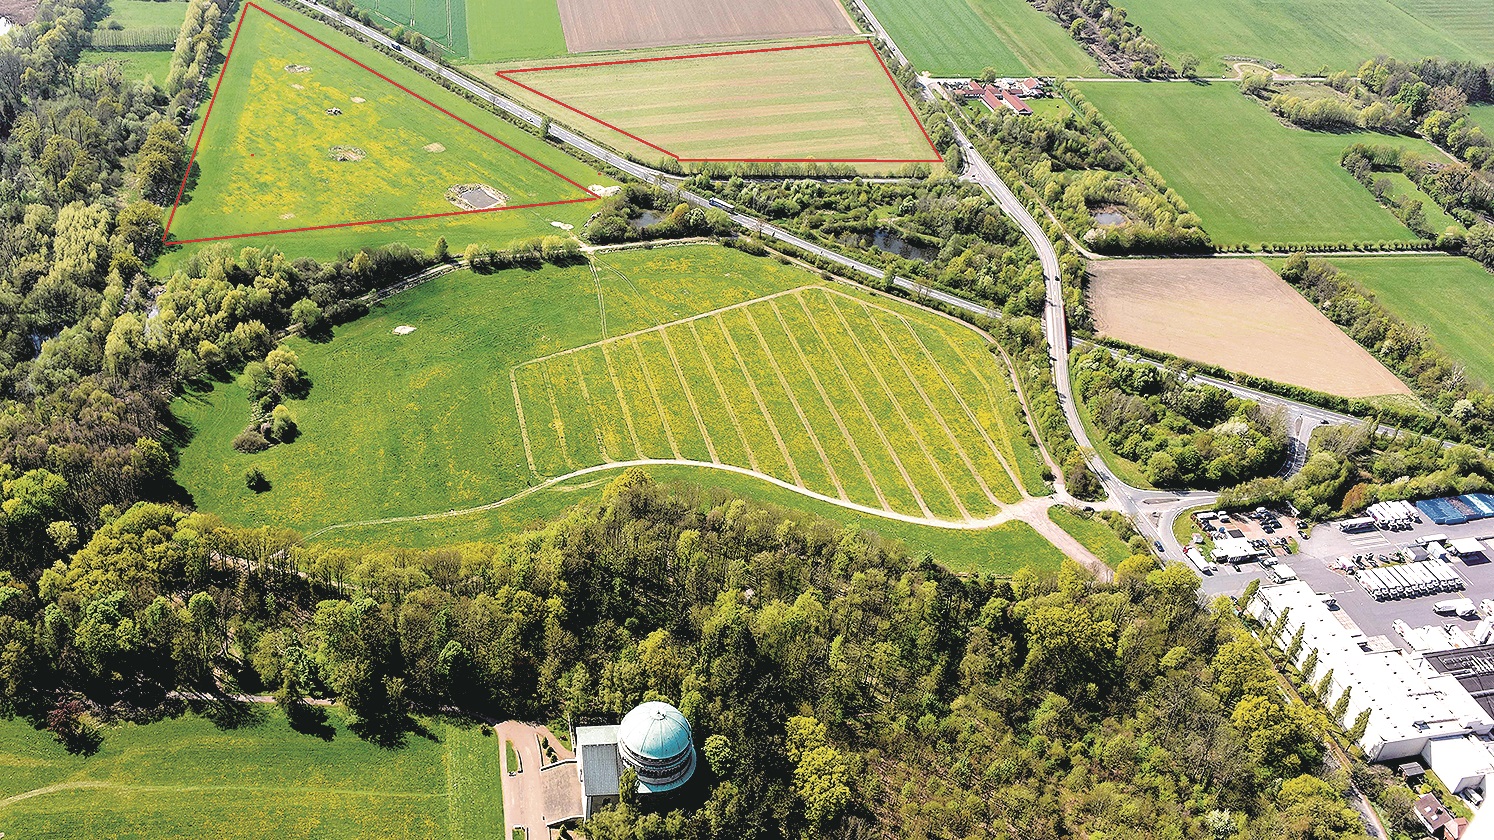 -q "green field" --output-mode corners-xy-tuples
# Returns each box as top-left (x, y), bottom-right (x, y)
(1327, 256), (1494, 386)
(175, 245), (1048, 538)
(1076, 81), (1430, 246)
(862, 0), (1095, 77)
(101, 0), (188, 27)
(1377, 171), (1466, 234)
(1469, 105), (1494, 135)
(1118, 0), (1494, 74)
(1047, 506), (1133, 568)
(82, 48), (174, 83)
(493, 42), (939, 163)
(348, 0), (565, 62)
(167, 3), (600, 244)
(0, 710), (502, 839)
